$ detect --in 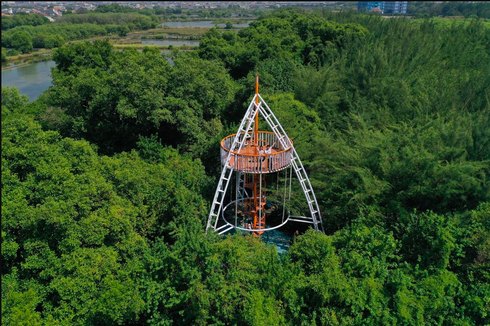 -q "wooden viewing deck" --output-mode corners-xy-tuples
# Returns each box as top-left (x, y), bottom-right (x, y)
(220, 131), (293, 174)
